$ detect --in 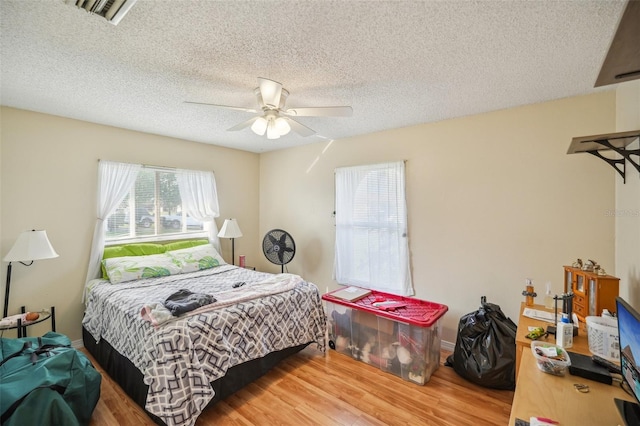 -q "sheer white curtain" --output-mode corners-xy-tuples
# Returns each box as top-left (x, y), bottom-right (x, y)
(84, 161), (141, 296)
(334, 161), (413, 296)
(176, 169), (221, 251)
